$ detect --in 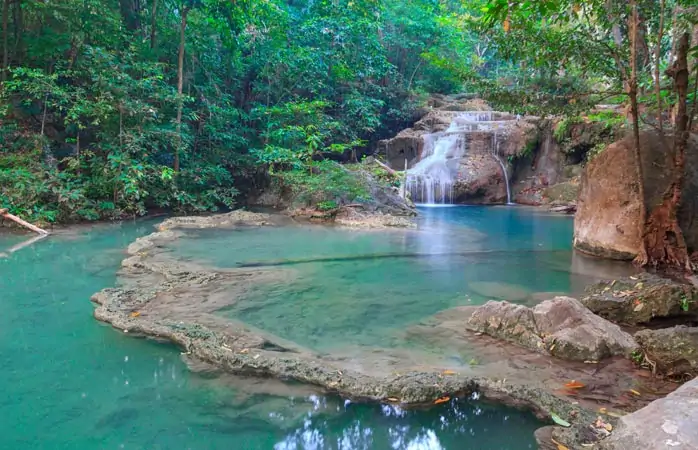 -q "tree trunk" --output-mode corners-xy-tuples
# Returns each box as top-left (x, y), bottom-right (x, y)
(2, 0), (9, 81)
(629, 0), (649, 266)
(12, 0), (23, 63)
(150, 0), (157, 49)
(119, 0), (141, 31)
(655, 0), (665, 131)
(643, 33), (691, 270)
(174, 7), (188, 172)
